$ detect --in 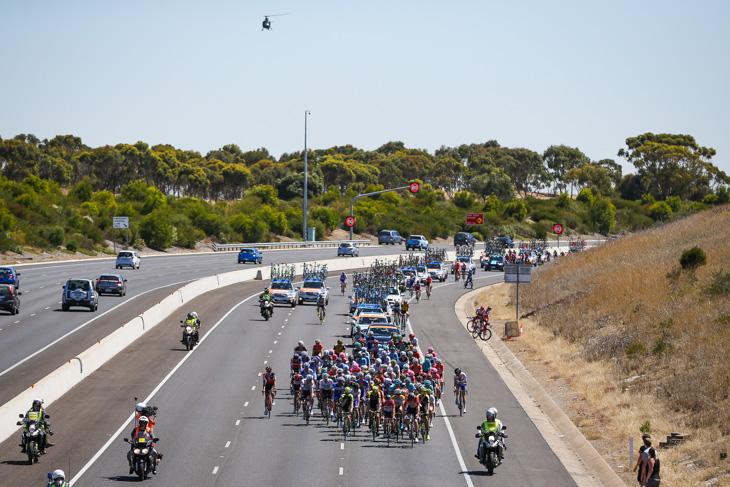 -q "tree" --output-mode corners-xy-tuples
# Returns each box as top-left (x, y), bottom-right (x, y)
(139, 210), (173, 250)
(648, 201), (673, 221)
(576, 188), (594, 205)
(564, 163), (613, 196)
(543, 145), (590, 195)
(589, 198), (615, 233)
(618, 133), (717, 200)
(501, 148), (548, 197)
(452, 190), (476, 209)
(503, 200), (528, 221)
(468, 166), (514, 202)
